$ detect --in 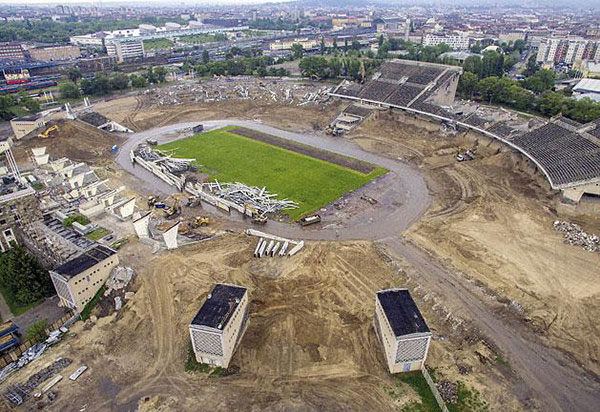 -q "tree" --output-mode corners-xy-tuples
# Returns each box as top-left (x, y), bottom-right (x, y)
(20, 94), (40, 113)
(153, 67), (168, 83)
(299, 56), (330, 79)
(130, 74), (148, 88)
(457, 72), (479, 99)
(378, 34), (384, 47)
(319, 38), (326, 55)
(291, 43), (304, 60)
(66, 66), (82, 82)
(109, 73), (130, 90)
(523, 69), (556, 94)
(0, 95), (17, 120)
(59, 81), (81, 99)
(536, 91), (564, 117)
(26, 320), (48, 343)
(202, 49), (210, 64)
(523, 54), (540, 77)
(0, 246), (54, 307)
